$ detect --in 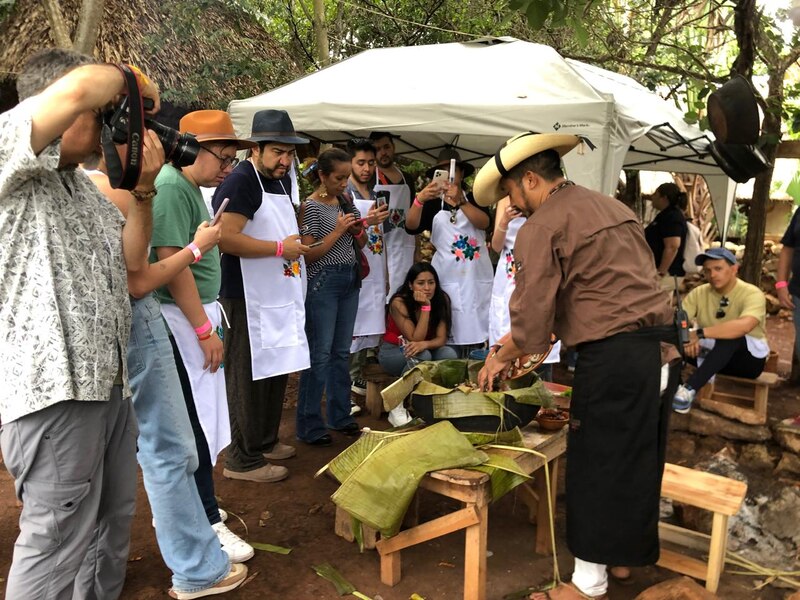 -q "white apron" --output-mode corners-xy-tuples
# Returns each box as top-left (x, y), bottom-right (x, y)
(430, 203), (493, 345)
(489, 216), (561, 363)
(350, 197), (387, 350)
(161, 302), (230, 463)
(375, 168), (415, 302)
(240, 162), (310, 380)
